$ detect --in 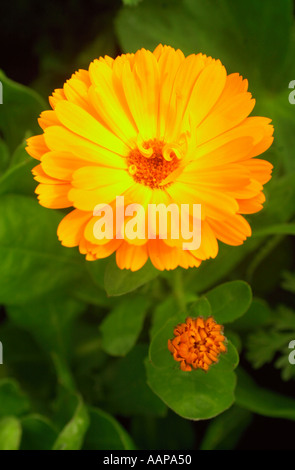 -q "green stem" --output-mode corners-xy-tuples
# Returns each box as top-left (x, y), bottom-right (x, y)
(172, 269), (186, 313)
